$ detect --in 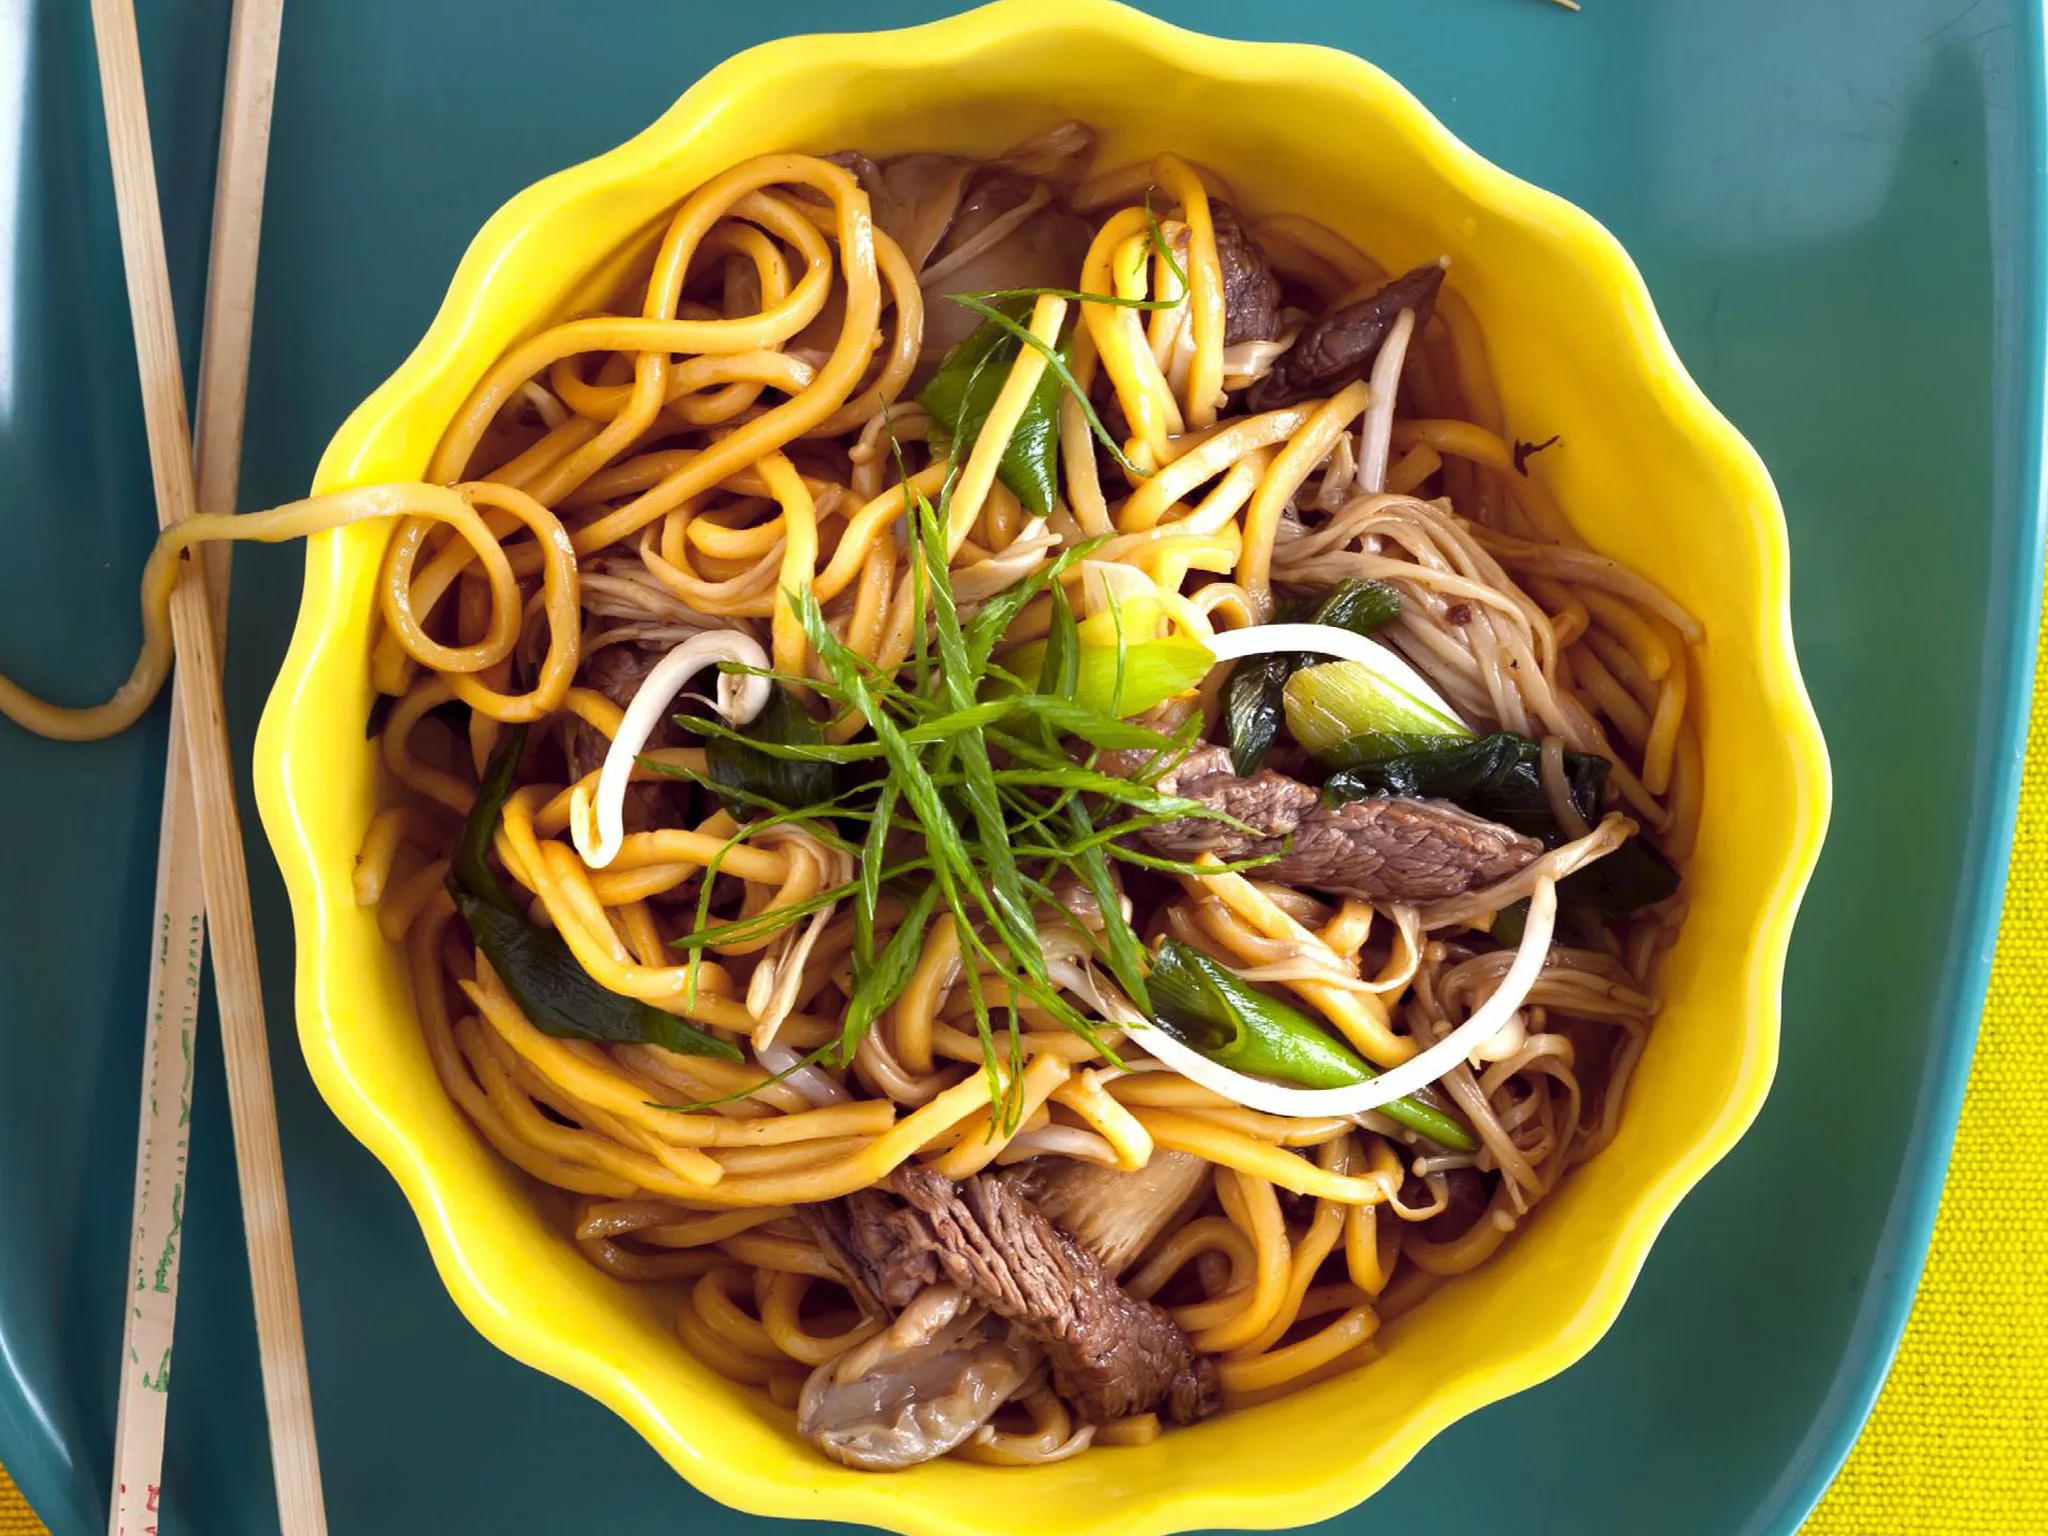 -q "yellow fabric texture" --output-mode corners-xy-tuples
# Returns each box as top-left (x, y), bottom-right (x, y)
(0, 1464), (41, 1536)
(1803, 598), (2048, 1534)
(1, 610), (2041, 1536)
